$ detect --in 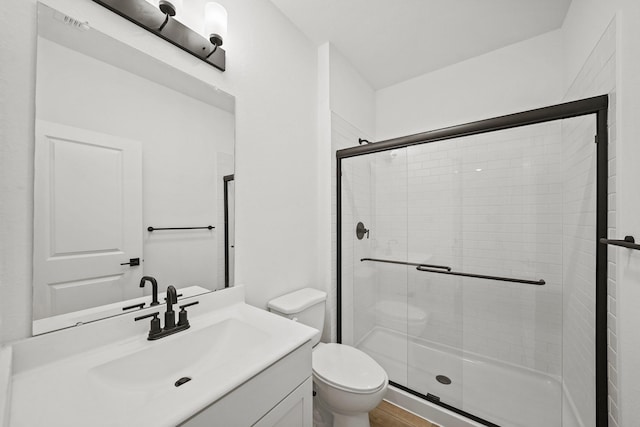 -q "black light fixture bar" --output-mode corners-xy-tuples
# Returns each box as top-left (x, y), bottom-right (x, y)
(91, 0), (226, 71)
